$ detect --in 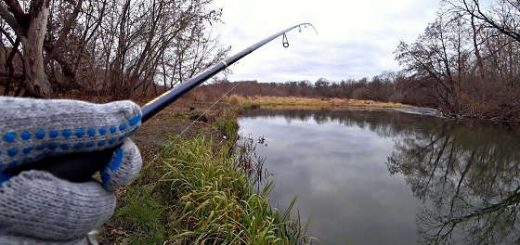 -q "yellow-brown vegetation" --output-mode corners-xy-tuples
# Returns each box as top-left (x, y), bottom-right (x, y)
(226, 95), (410, 109)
